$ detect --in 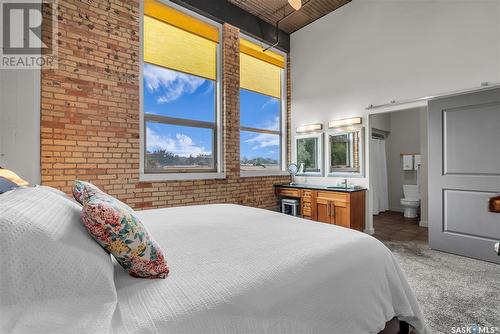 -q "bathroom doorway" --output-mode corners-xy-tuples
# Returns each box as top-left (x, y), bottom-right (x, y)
(369, 107), (429, 243)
